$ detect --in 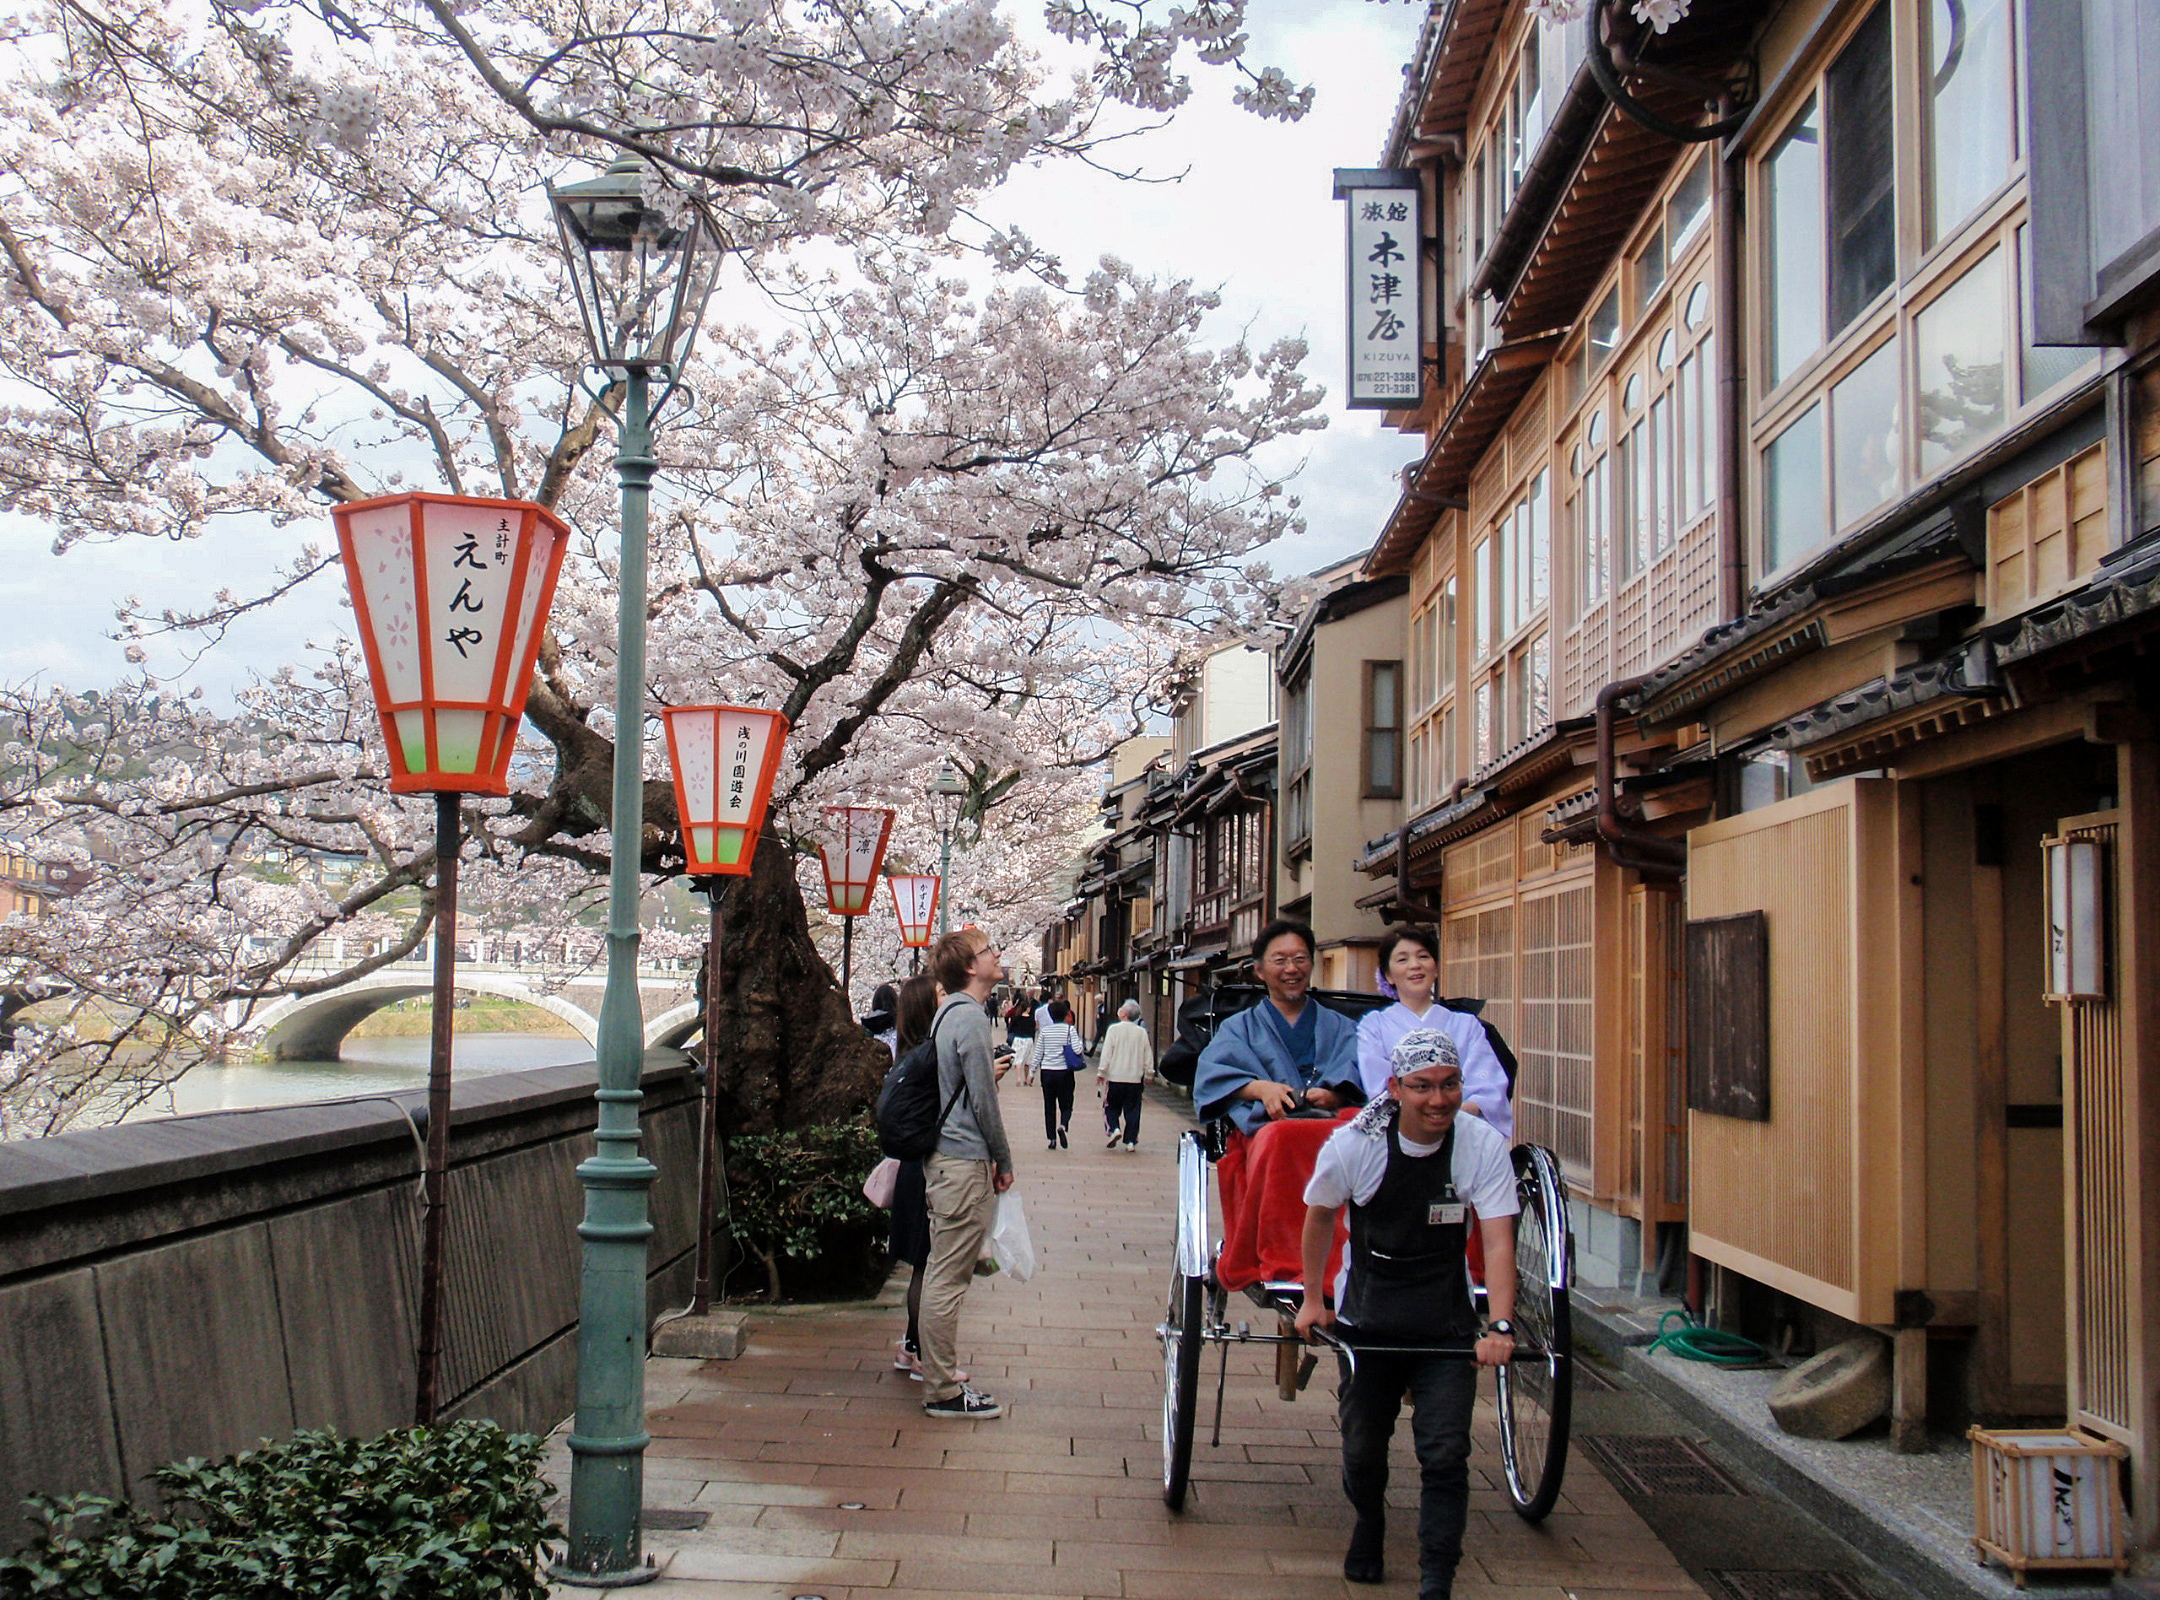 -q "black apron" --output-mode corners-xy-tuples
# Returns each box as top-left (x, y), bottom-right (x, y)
(1339, 1123), (1476, 1344)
